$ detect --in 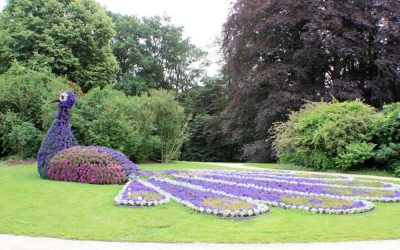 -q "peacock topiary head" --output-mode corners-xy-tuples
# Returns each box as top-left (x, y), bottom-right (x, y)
(50, 91), (76, 109)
